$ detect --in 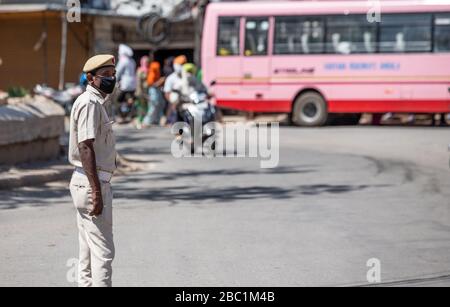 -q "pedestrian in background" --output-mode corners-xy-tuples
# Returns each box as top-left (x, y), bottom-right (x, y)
(143, 59), (166, 127)
(116, 44), (137, 121)
(163, 56), (175, 78)
(135, 55), (150, 129)
(79, 72), (88, 88)
(433, 113), (448, 126)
